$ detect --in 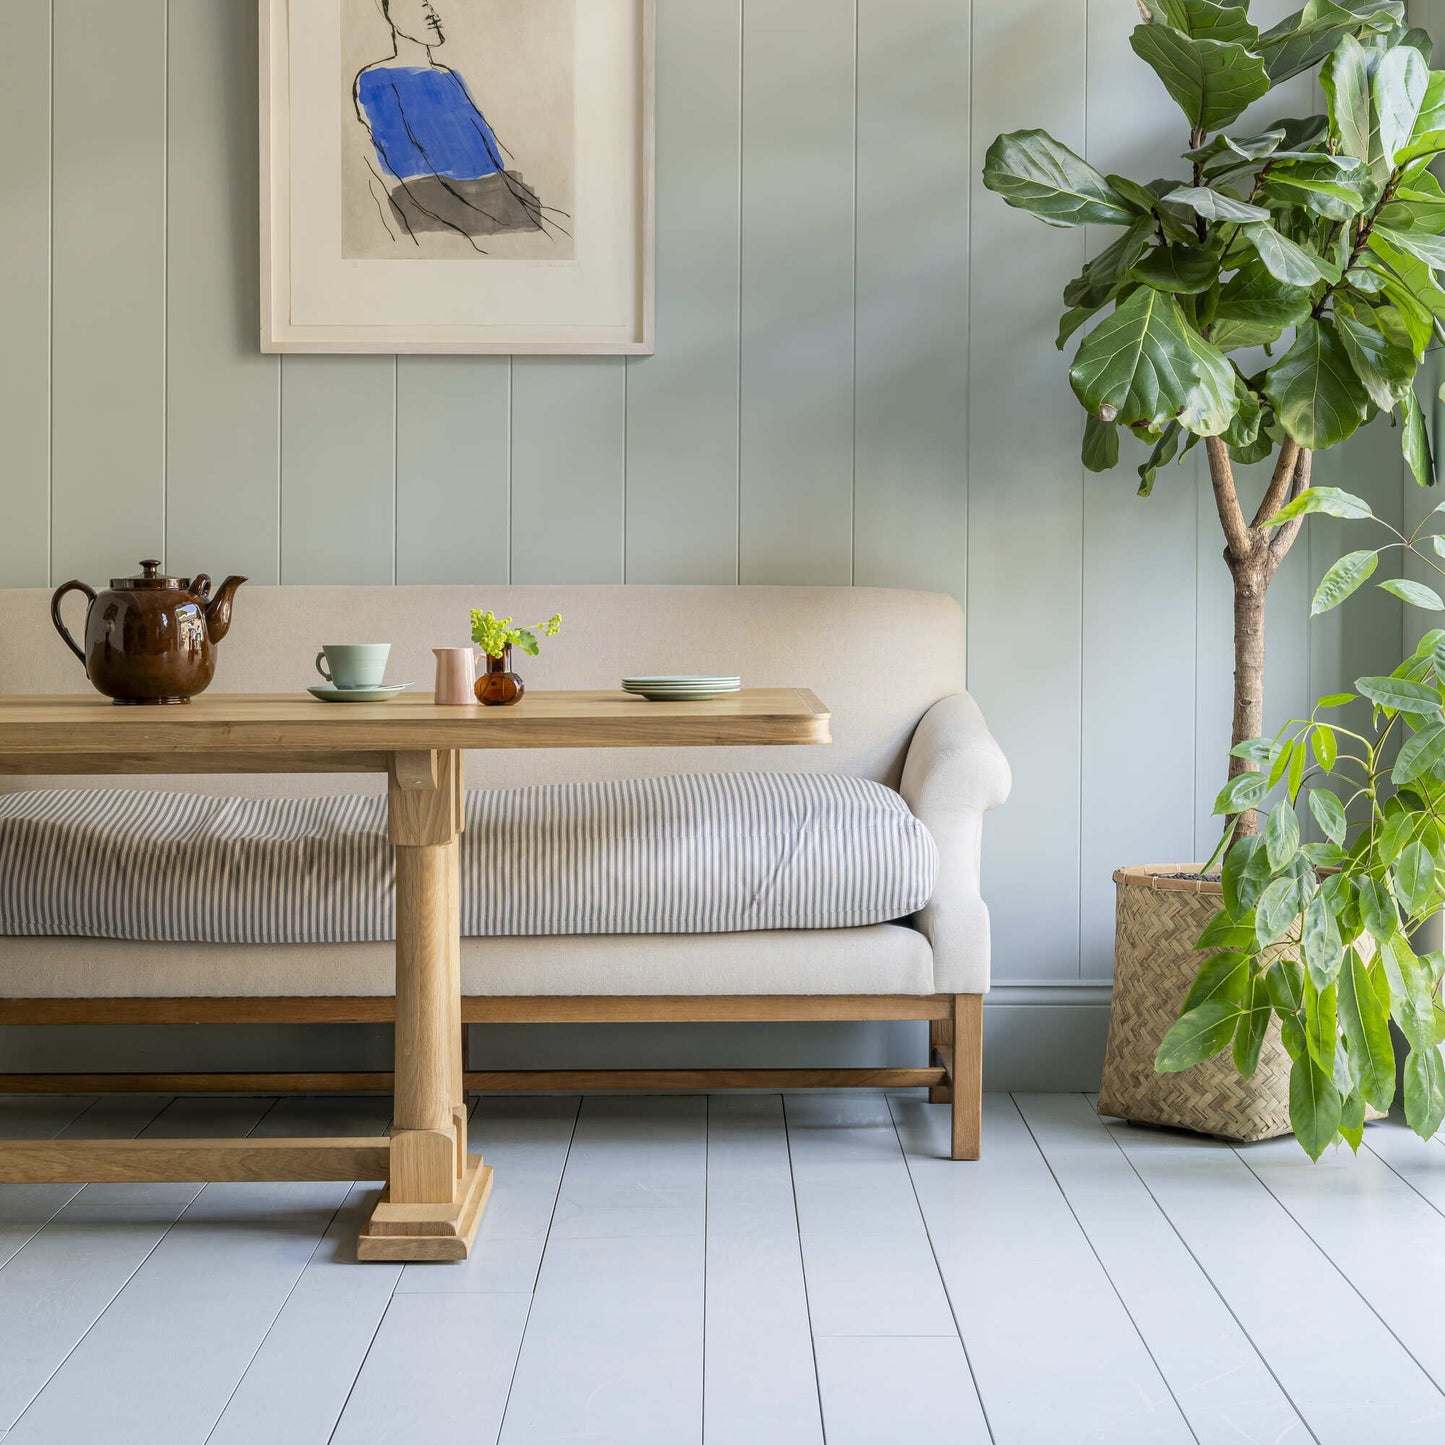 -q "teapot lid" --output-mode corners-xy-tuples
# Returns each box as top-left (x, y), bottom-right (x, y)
(110, 559), (188, 590)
